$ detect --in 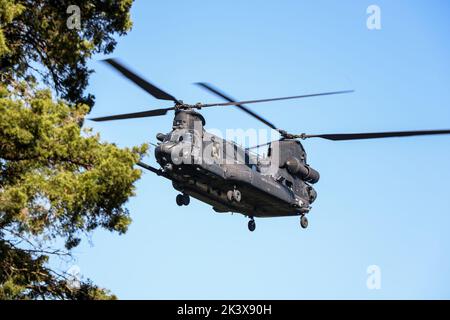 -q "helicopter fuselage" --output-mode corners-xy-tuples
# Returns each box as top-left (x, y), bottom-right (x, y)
(154, 110), (318, 218)
(93, 58), (450, 231)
